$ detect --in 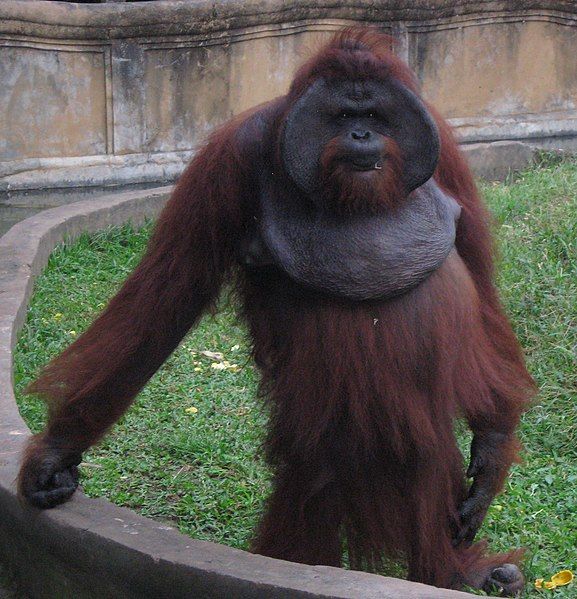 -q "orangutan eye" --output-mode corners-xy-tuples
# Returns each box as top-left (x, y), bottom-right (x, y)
(340, 111), (351, 119)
